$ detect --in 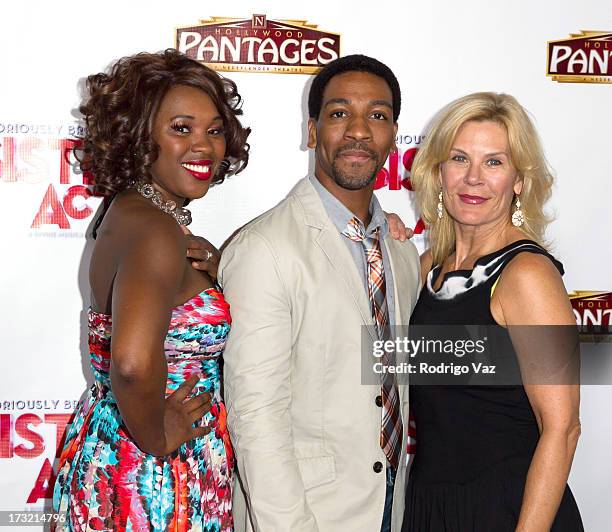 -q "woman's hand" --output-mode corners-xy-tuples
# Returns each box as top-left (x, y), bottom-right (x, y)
(162, 374), (212, 454)
(384, 211), (414, 241)
(182, 226), (221, 279)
